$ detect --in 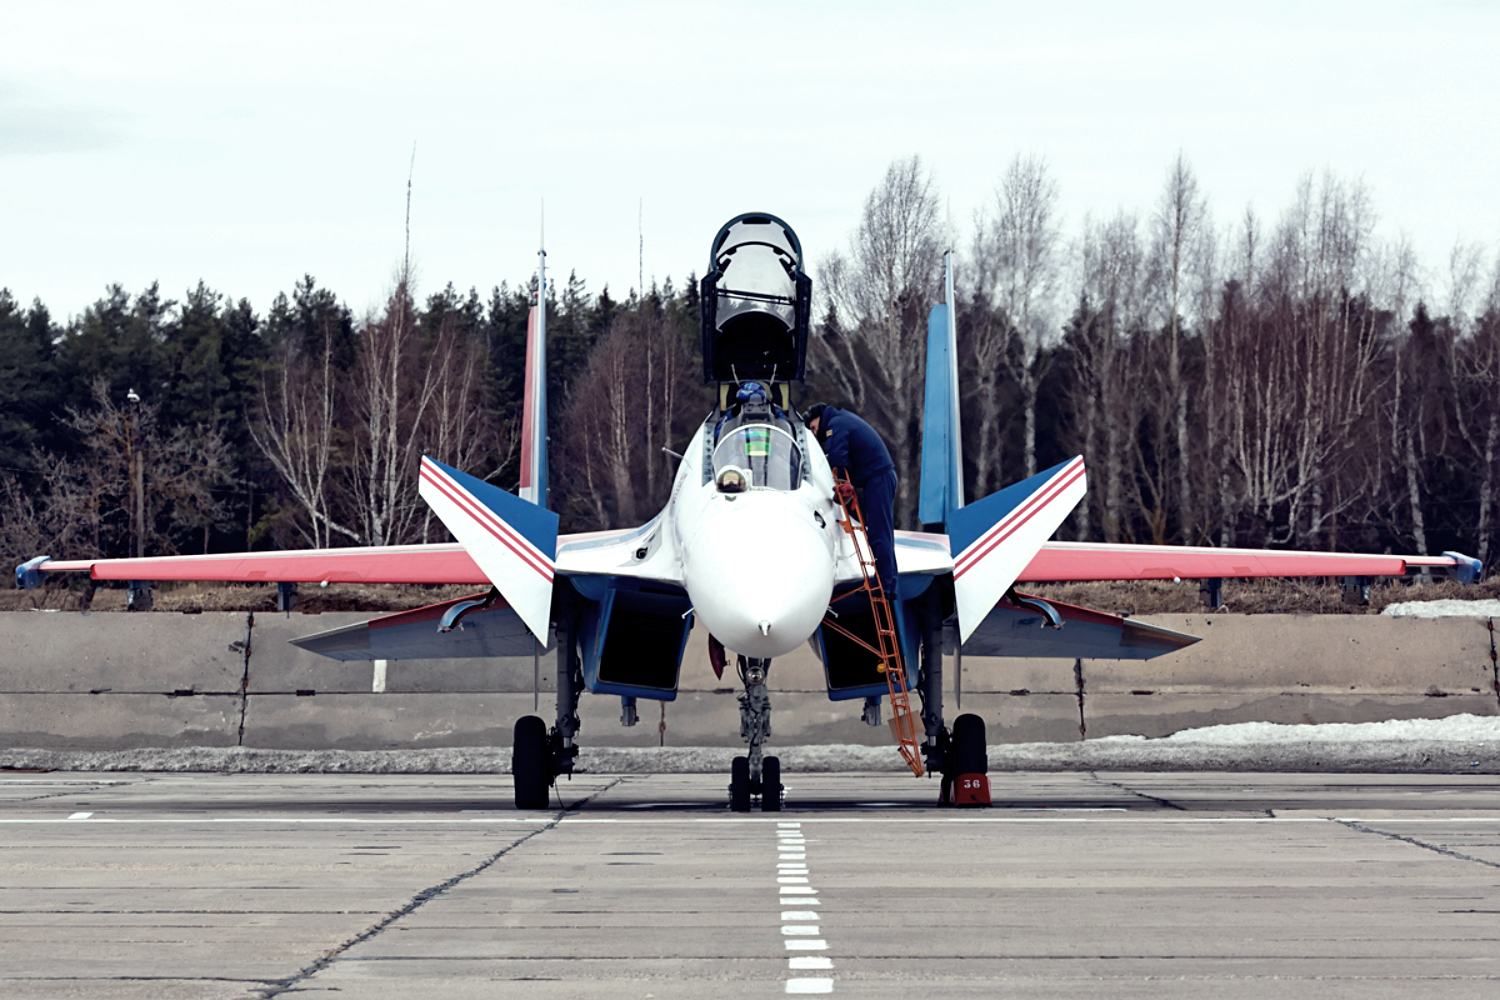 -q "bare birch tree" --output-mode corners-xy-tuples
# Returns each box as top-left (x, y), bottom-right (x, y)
(971, 154), (1060, 485)
(1149, 154), (1208, 540)
(251, 321), (355, 548)
(815, 156), (946, 523)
